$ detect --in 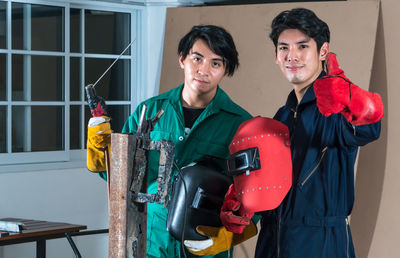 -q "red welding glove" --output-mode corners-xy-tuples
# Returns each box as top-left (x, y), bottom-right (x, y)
(314, 53), (384, 125)
(220, 184), (254, 234)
